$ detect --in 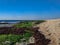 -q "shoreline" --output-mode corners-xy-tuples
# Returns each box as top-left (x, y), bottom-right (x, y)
(0, 23), (15, 27)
